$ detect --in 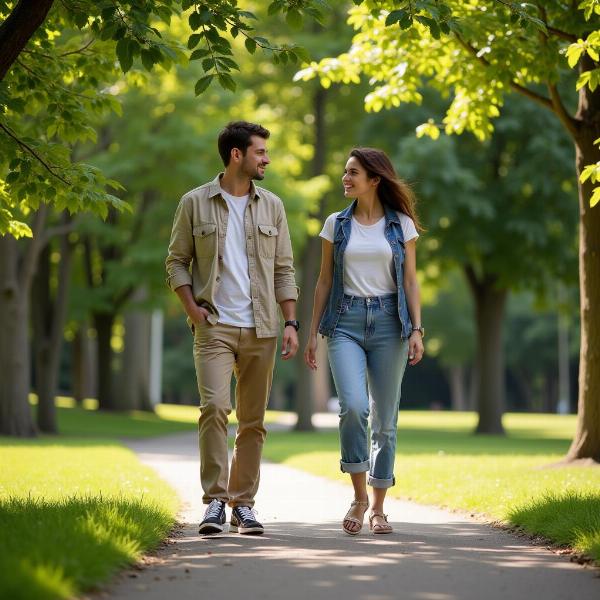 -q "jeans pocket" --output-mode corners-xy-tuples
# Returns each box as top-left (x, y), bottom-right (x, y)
(381, 300), (397, 316)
